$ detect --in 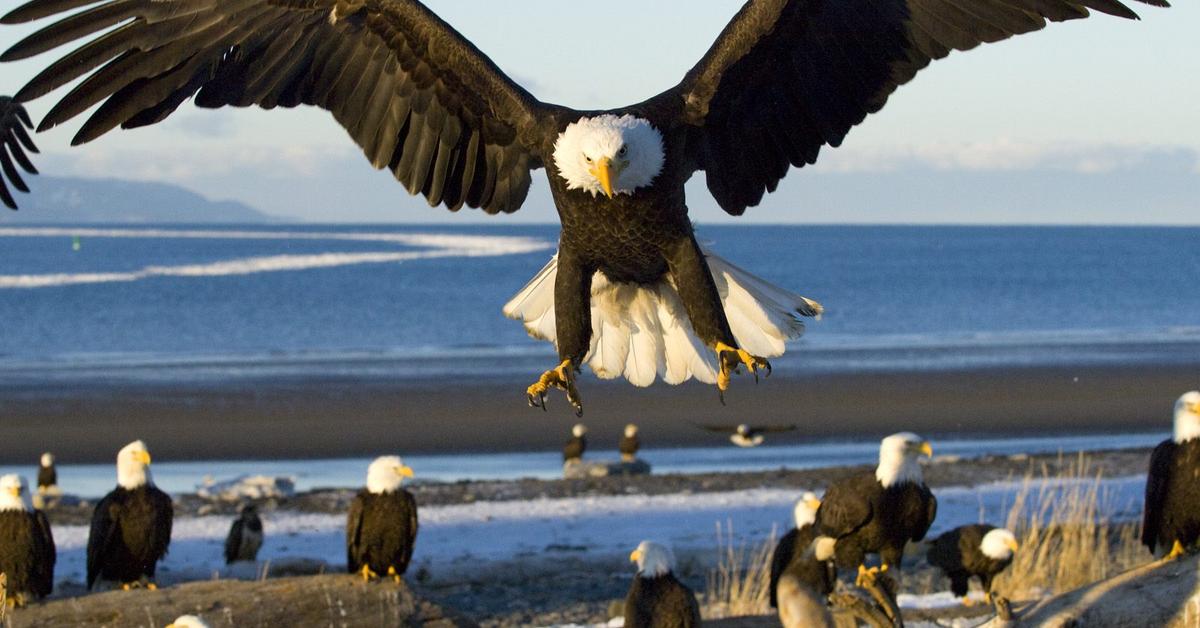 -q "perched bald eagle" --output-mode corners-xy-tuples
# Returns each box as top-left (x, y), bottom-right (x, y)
(36, 453), (57, 495)
(620, 424), (641, 462)
(770, 492), (834, 608)
(0, 474), (54, 606)
(625, 541), (701, 628)
(817, 433), (936, 585)
(0, 96), (38, 209)
(1, 0), (1165, 412)
(224, 504), (264, 565)
(927, 524), (1018, 605)
(563, 423), (588, 463)
(347, 456), (418, 581)
(1143, 391), (1200, 559)
(87, 440), (173, 590)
